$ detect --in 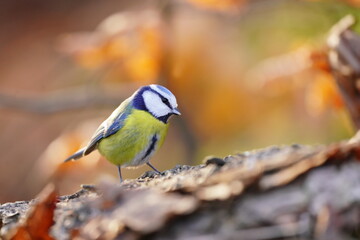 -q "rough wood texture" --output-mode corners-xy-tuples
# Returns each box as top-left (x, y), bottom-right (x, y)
(328, 15), (360, 129)
(2, 136), (360, 240)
